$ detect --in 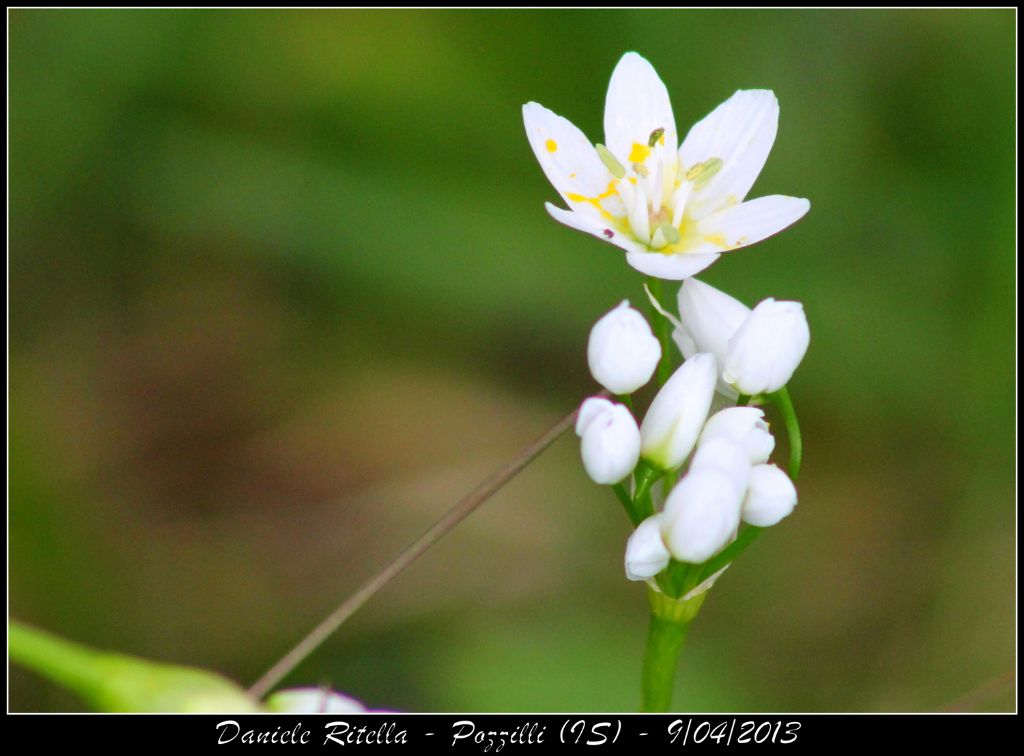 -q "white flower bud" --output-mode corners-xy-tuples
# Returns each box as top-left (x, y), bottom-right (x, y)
(575, 396), (614, 435)
(699, 406), (775, 464)
(661, 469), (743, 563)
(624, 514), (671, 581)
(674, 278), (751, 397)
(587, 300), (662, 394)
(674, 278), (750, 364)
(742, 463), (798, 527)
(639, 353), (717, 470)
(689, 437), (751, 500)
(575, 397), (641, 485)
(266, 688), (366, 713)
(723, 299), (810, 395)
